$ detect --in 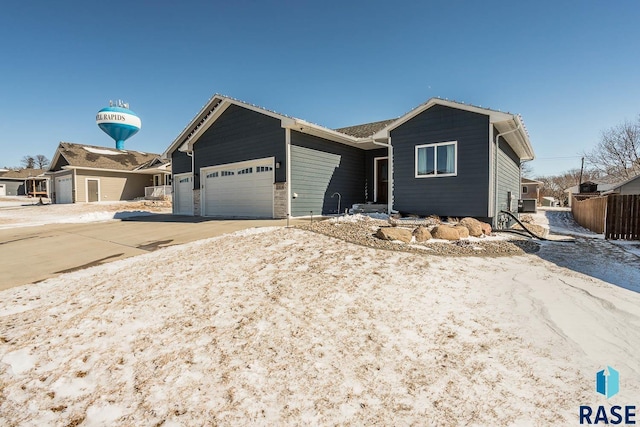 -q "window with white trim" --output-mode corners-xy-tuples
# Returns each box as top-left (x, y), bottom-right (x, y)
(221, 170), (234, 176)
(206, 171), (219, 179)
(238, 167), (253, 175)
(415, 141), (457, 178)
(256, 166), (273, 173)
(522, 186), (528, 194)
